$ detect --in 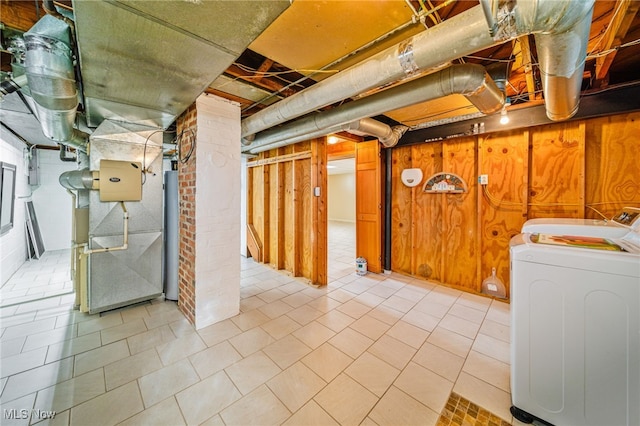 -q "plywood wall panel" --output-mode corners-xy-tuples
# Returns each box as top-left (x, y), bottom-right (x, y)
(442, 138), (478, 291)
(478, 131), (529, 295)
(528, 122), (585, 218)
(411, 143), (443, 281)
(390, 147), (413, 274)
(585, 112), (640, 218)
